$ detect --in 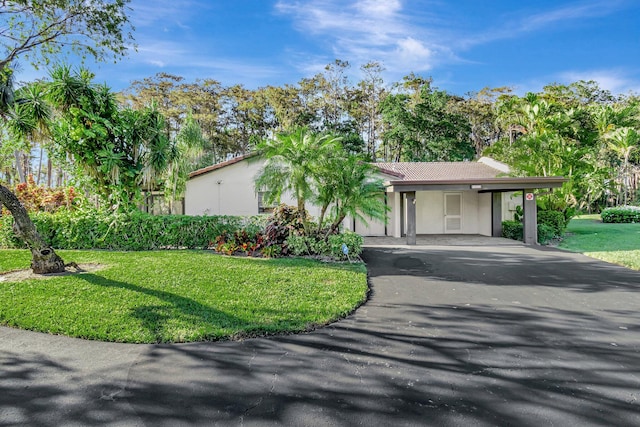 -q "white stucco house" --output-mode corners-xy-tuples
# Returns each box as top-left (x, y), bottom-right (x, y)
(185, 154), (565, 244)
